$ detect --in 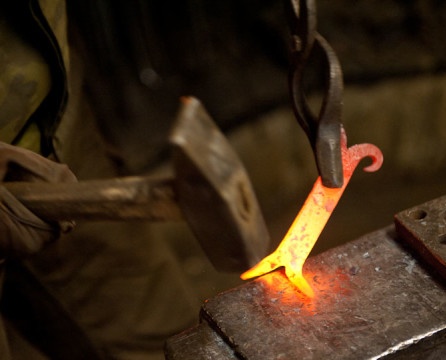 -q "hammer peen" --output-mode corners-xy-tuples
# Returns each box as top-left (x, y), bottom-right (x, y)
(3, 97), (270, 272)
